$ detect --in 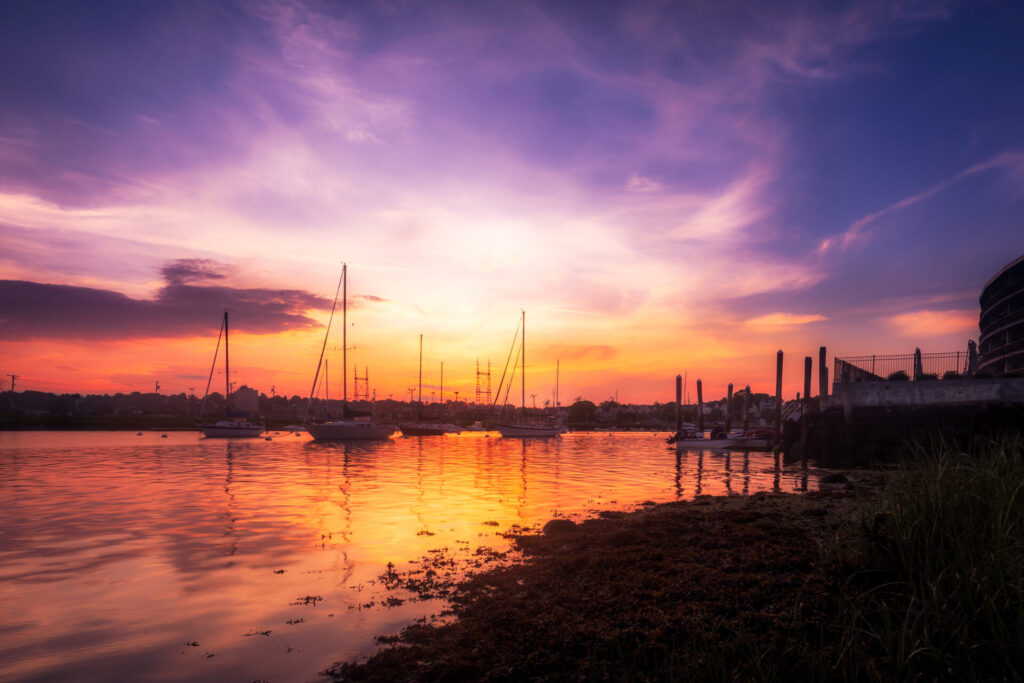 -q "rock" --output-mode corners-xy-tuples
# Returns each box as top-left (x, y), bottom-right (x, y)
(542, 519), (577, 535)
